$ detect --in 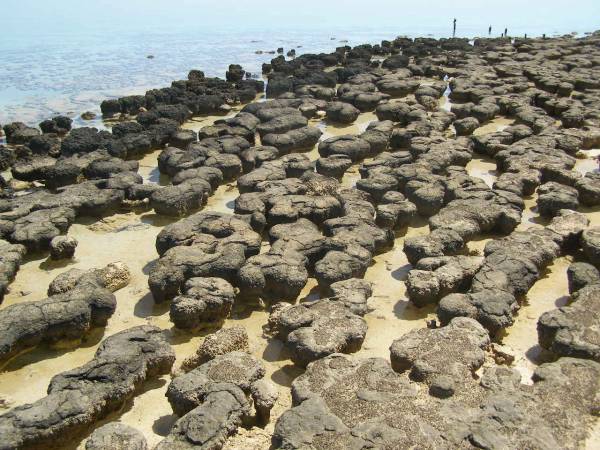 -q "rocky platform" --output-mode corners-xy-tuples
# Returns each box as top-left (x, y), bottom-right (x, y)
(1, 30), (600, 449)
